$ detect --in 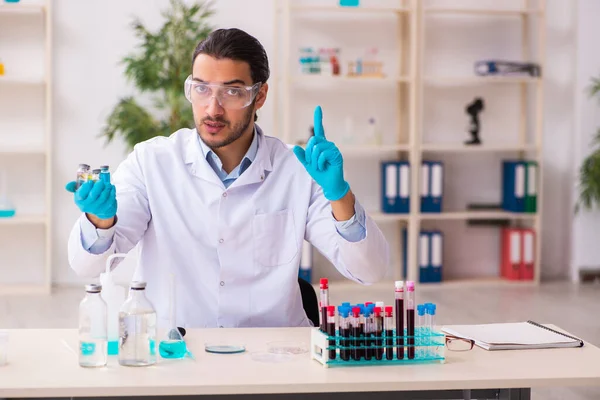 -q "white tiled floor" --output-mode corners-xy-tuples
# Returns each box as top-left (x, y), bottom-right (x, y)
(1, 280), (599, 399)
